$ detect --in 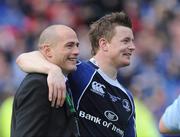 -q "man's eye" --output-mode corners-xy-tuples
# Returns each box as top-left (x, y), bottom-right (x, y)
(123, 40), (129, 43)
(66, 44), (73, 48)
